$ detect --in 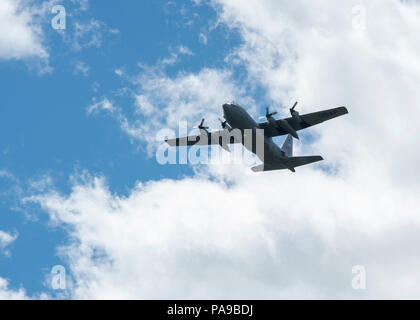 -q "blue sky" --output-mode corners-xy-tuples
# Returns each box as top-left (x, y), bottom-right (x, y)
(0, 0), (238, 297)
(1, 0), (420, 299)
